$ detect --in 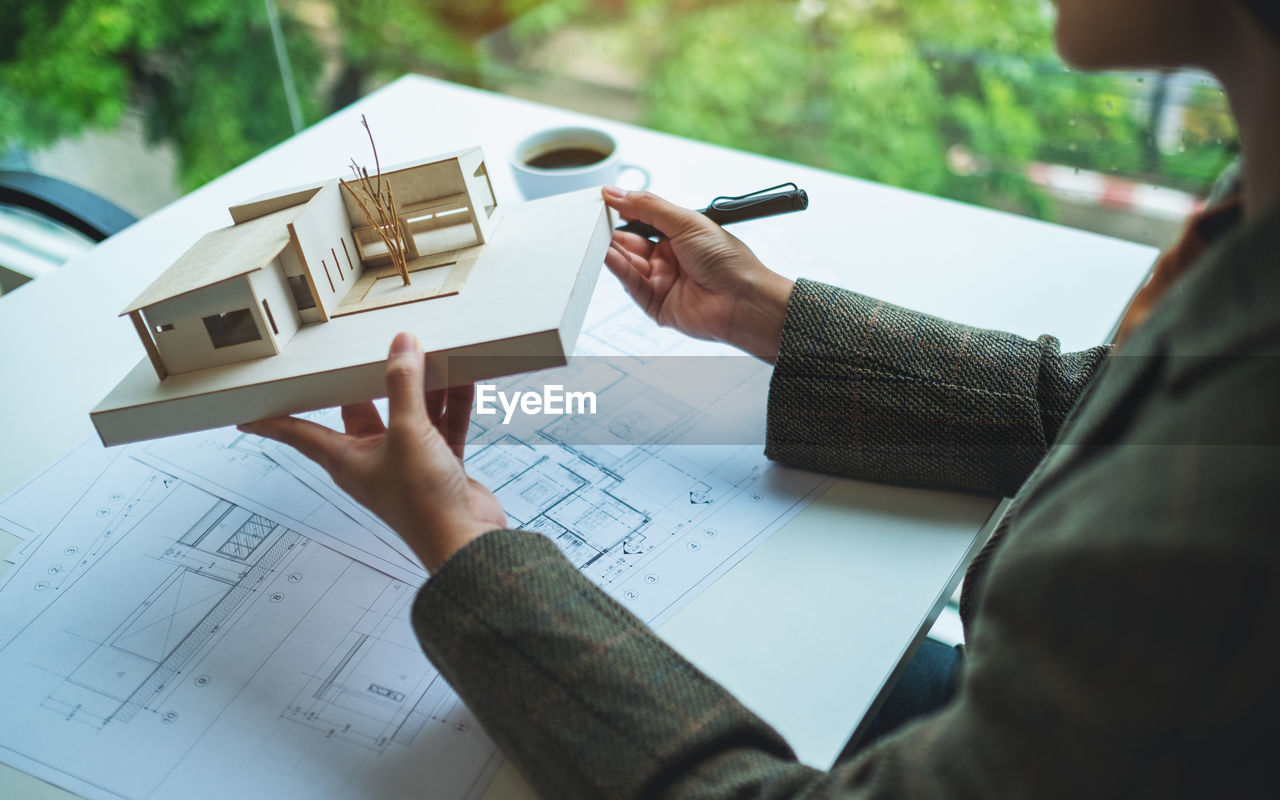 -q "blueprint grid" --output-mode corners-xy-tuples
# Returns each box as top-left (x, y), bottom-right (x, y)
(271, 405), (829, 628)
(264, 276), (835, 628)
(0, 246), (837, 799)
(136, 429), (423, 581)
(0, 441), (498, 800)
